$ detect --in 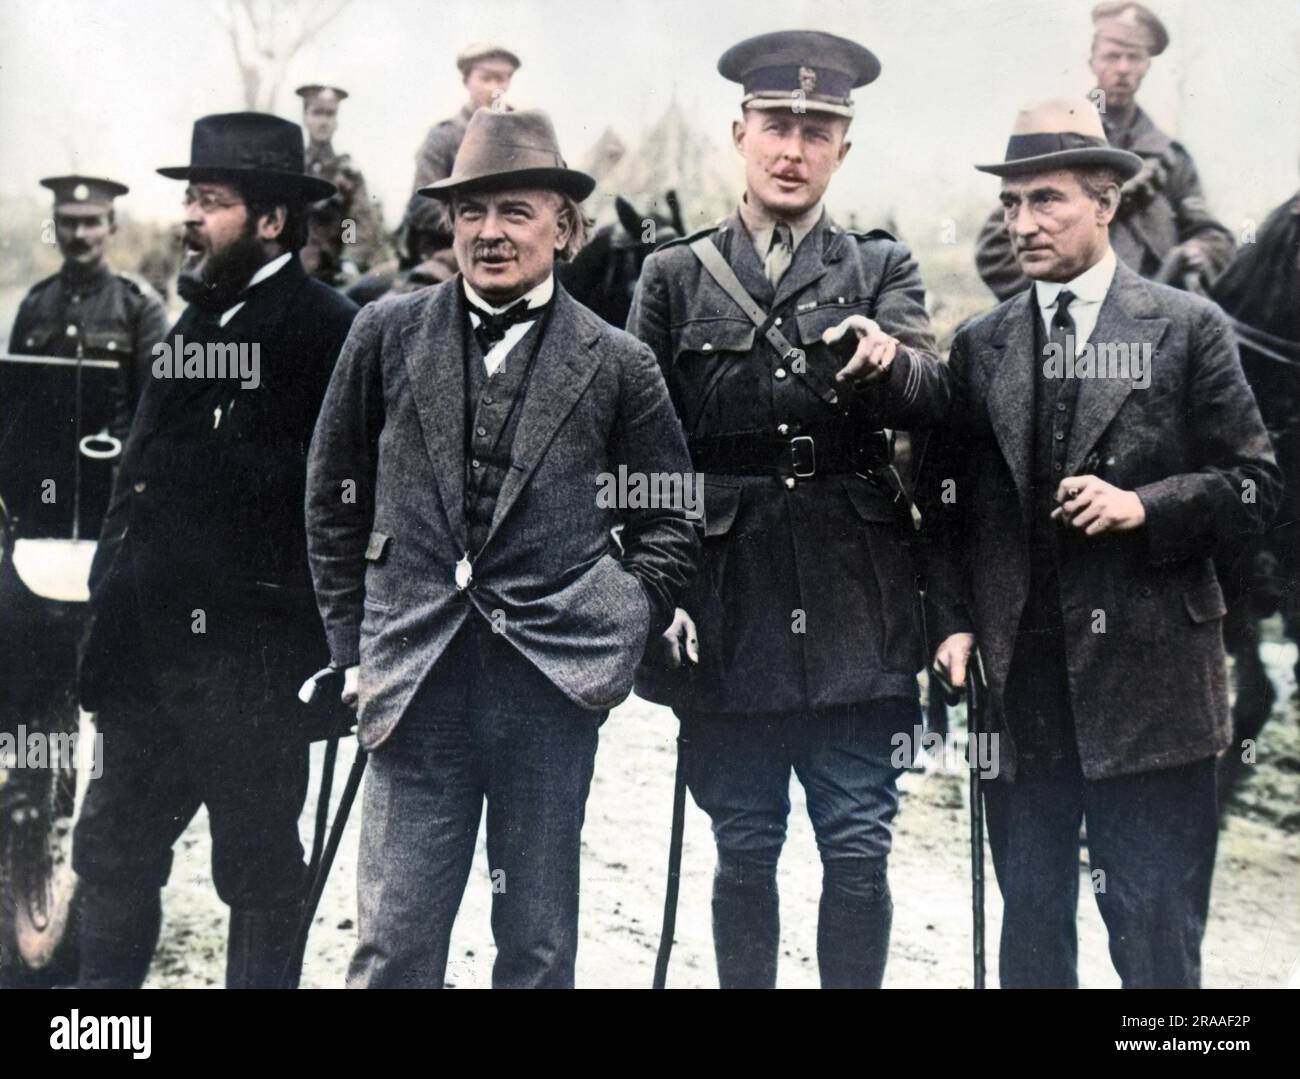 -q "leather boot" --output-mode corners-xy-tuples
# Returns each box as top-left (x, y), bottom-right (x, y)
(711, 856), (779, 989)
(226, 904), (303, 989)
(817, 861), (893, 989)
(77, 882), (162, 989)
